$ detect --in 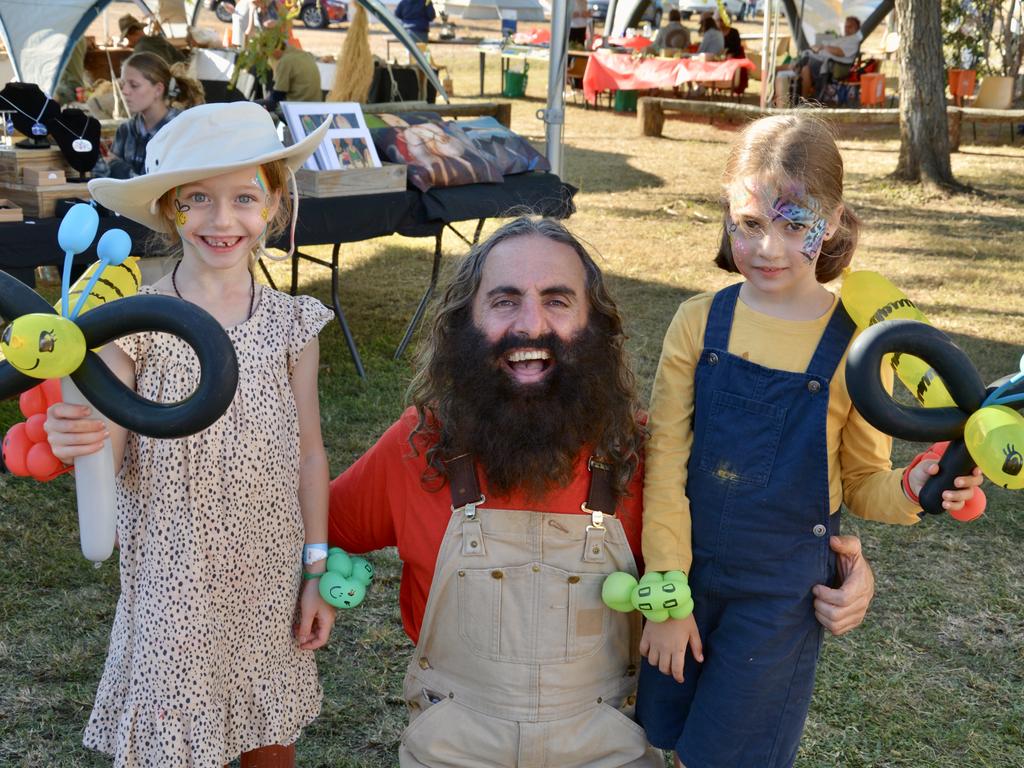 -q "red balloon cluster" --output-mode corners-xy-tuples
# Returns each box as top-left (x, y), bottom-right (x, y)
(2, 379), (71, 482)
